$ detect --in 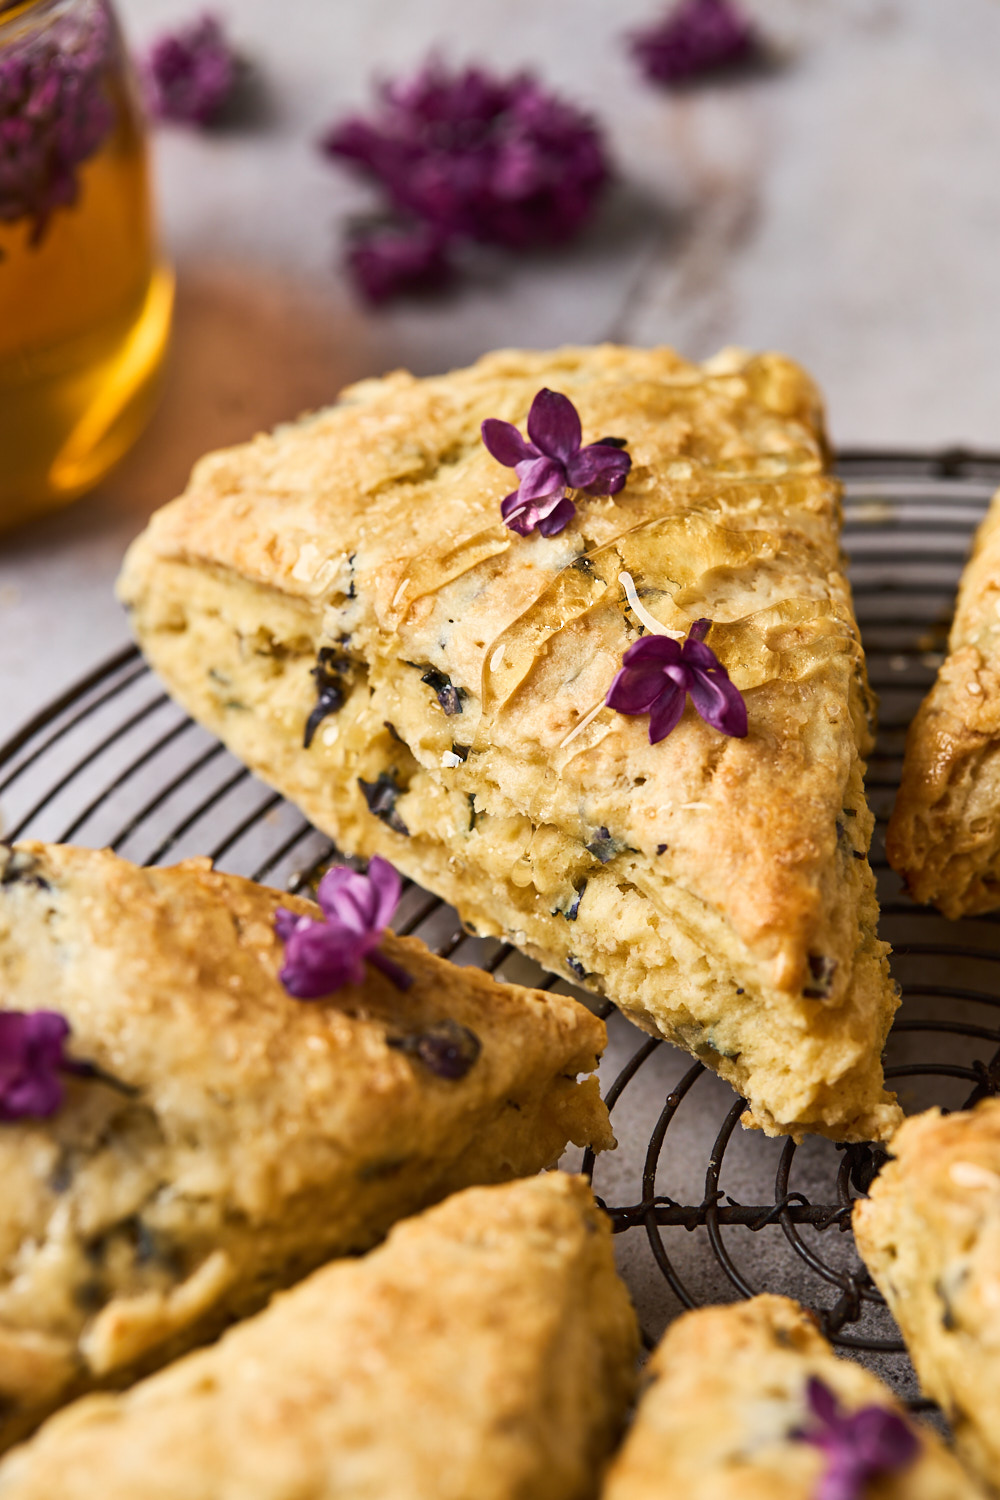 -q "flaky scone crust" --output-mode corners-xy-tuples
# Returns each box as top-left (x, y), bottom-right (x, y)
(118, 343), (900, 1143)
(602, 1293), (983, 1500)
(887, 492), (1000, 915)
(0, 841), (611, 1452)
(854, 1102), (1000, 1495)
(0, 1174), (638, 1500)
